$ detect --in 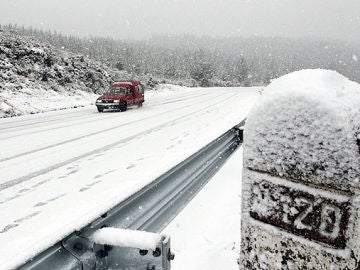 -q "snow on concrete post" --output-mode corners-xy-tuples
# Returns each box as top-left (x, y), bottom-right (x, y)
(240, 69), (360, 269)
